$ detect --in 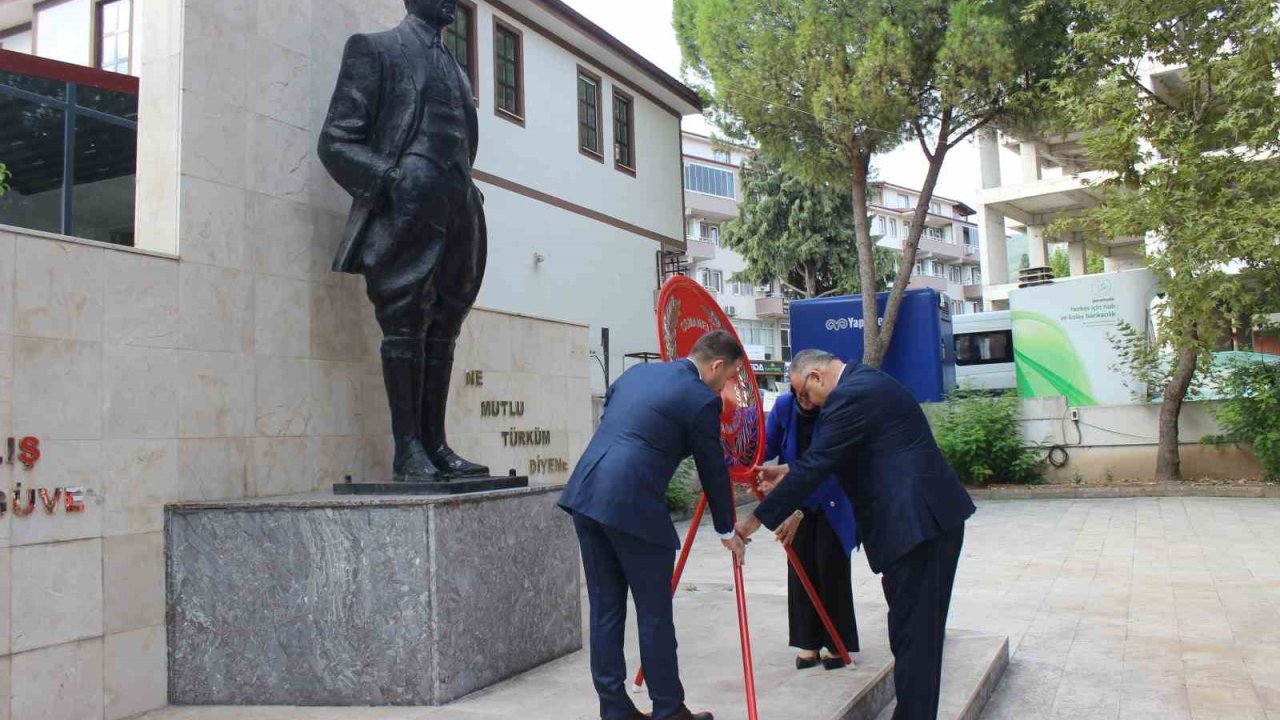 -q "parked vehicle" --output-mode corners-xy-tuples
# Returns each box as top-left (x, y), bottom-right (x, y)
(953, 311), (1016, 393)
(790, 288), (956, 403)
